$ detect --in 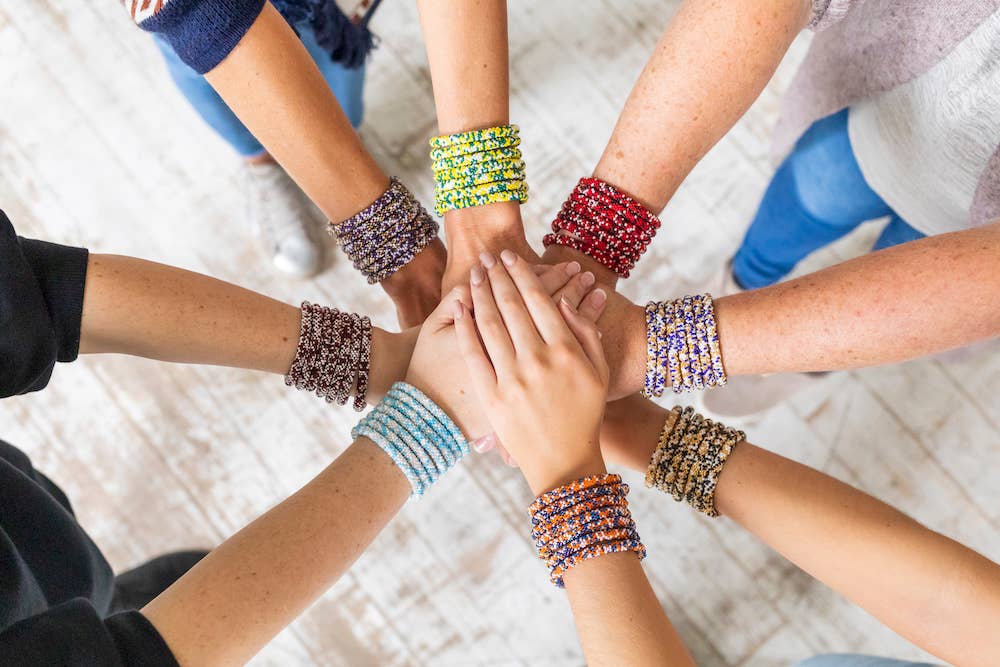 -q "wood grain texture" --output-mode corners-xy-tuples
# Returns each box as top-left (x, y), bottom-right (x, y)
(0, 1), (996, 665)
